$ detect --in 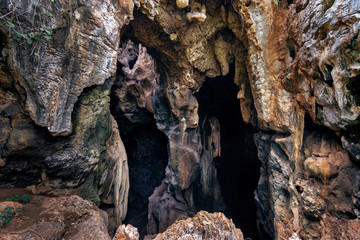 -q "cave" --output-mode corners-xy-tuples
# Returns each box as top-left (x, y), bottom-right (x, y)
(110, 63), (169, 236)
(195, 67), (262, 239)
(109, 112), (169, 236)
(120, 121), (168, 236)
